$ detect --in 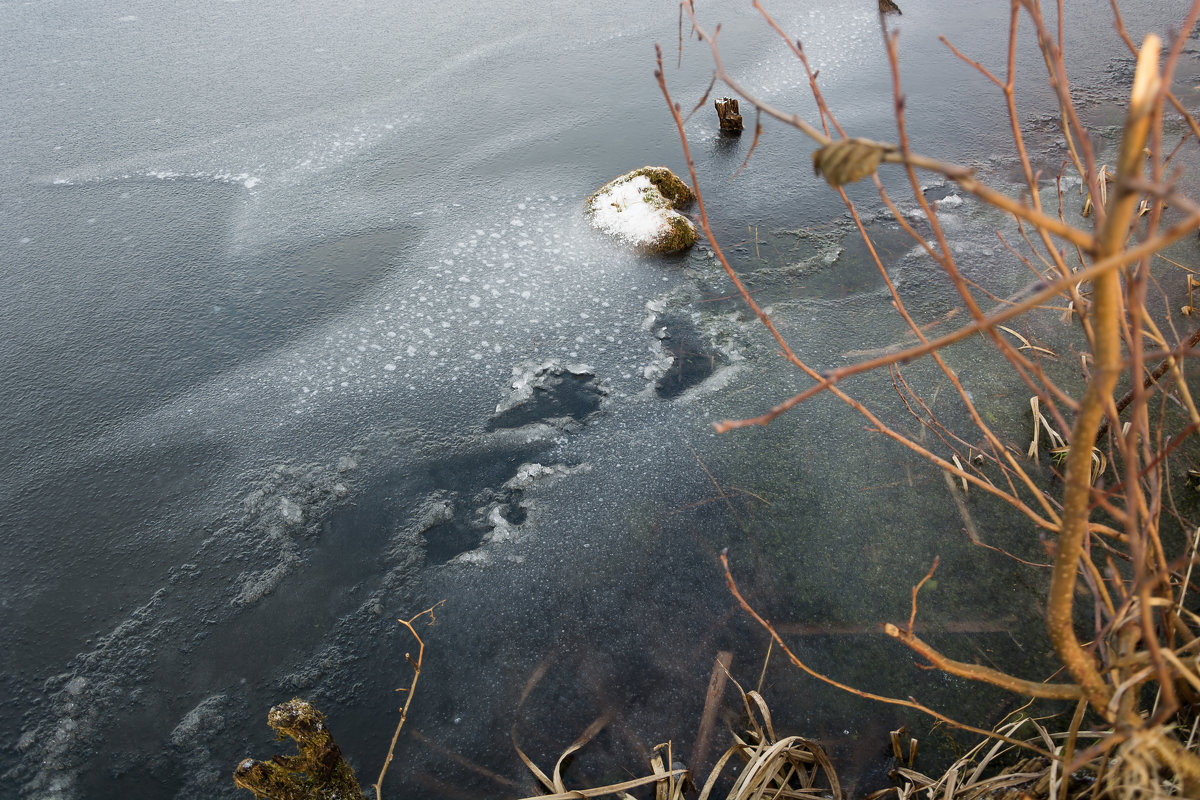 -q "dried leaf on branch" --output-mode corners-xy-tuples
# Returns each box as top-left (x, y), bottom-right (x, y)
(811, 138), (894, 187)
